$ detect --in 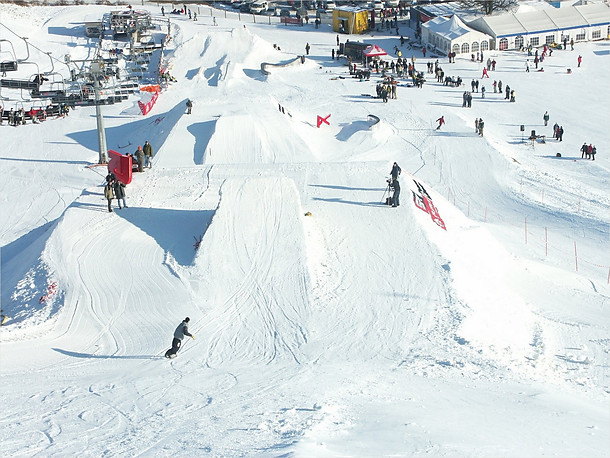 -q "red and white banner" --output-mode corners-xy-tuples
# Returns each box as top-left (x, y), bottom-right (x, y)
(138, 90), (159, 115)
(412, 180), (446, 230)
